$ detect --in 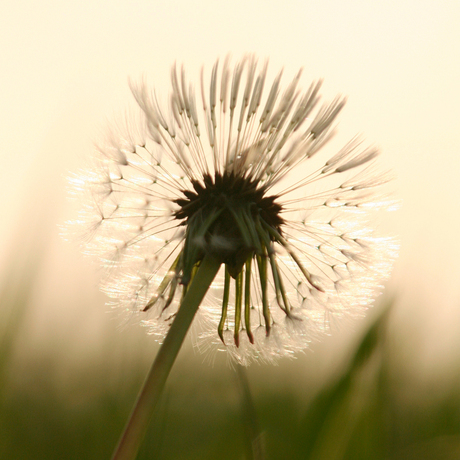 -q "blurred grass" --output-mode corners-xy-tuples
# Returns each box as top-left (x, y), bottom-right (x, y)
(1, 255), (460, 459)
